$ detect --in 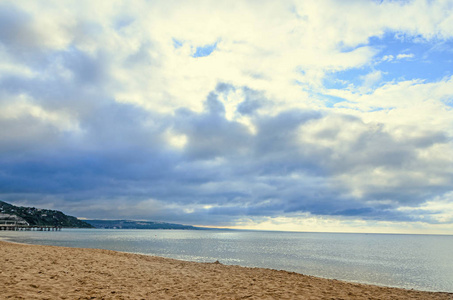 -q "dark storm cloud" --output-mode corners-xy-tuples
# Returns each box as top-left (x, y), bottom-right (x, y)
(172, 93), (252, 160)
(0, 2), (452, 227)
(1, 78), (452, 225)
(0, 3), (37, 51)
(214, 83), (264, 116)
(0, 3), (55, 66)
(237, 87), (265, 115)
(61, 48), (110, 86)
